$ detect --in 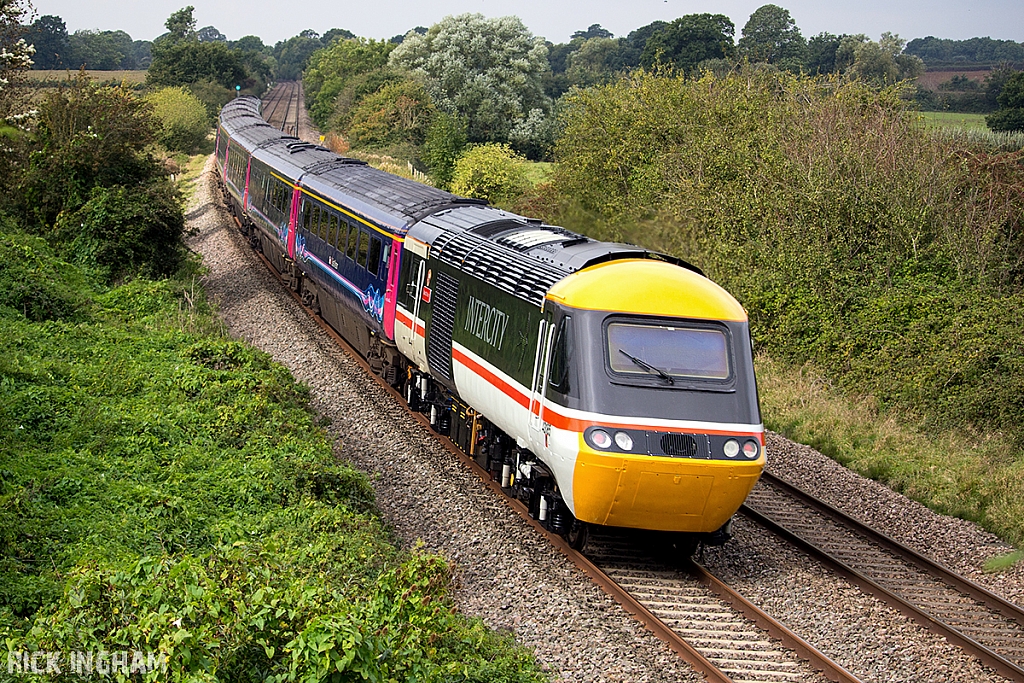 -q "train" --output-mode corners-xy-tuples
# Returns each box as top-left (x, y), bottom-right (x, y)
(215, 95), (765, 550)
